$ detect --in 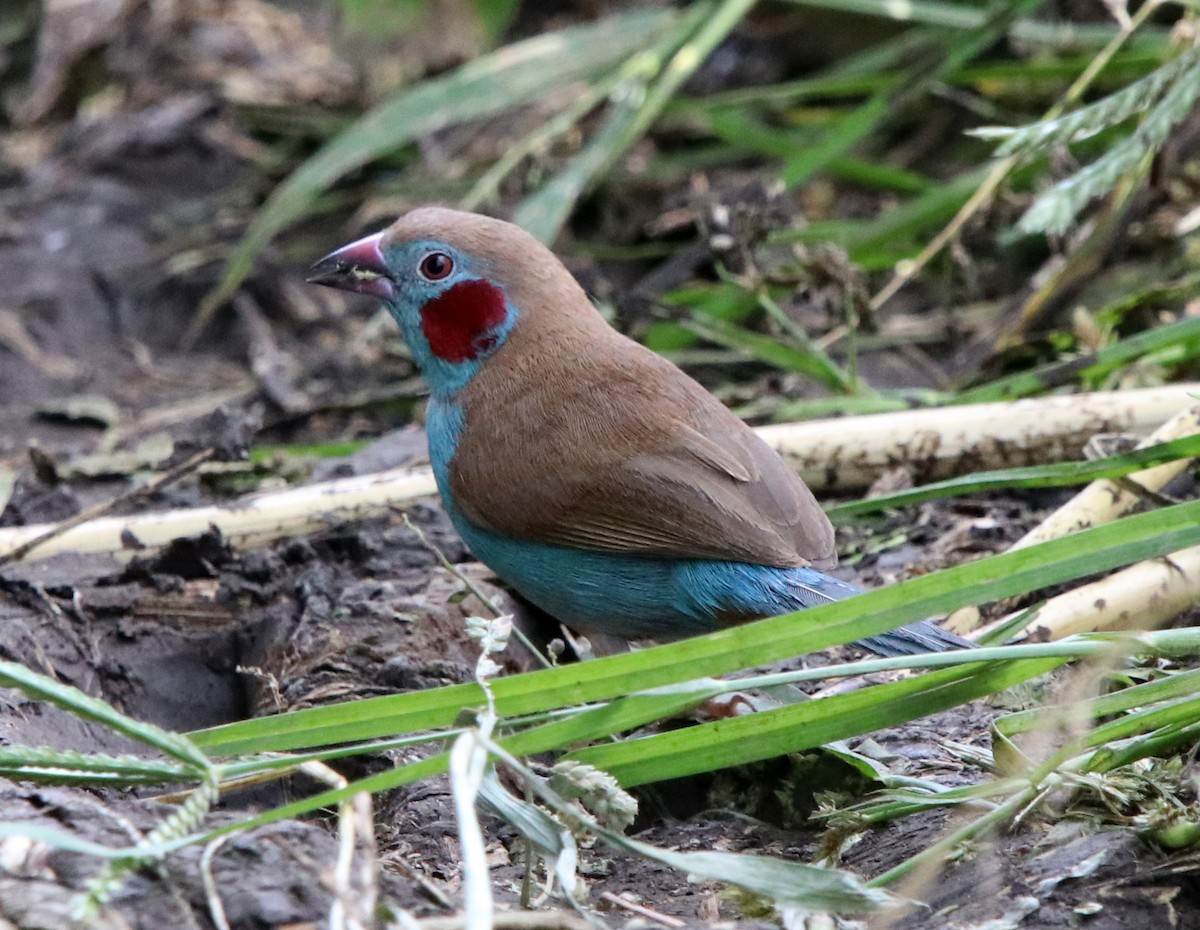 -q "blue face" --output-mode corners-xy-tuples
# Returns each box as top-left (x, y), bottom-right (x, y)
(379, 239), (518, 396)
